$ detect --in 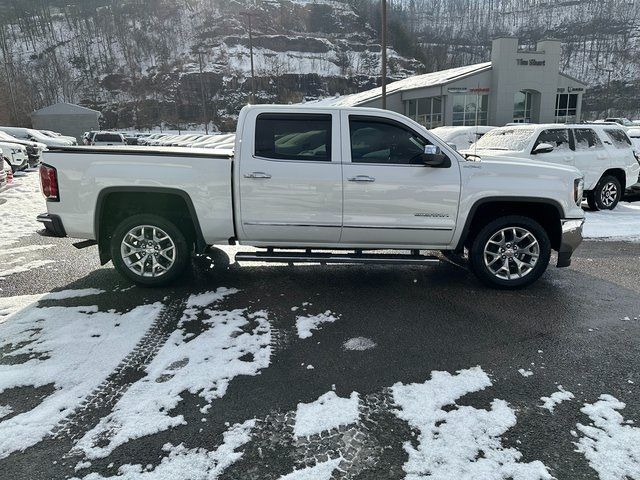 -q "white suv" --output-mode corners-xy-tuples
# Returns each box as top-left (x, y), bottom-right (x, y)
(466, 124), (640, 210)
